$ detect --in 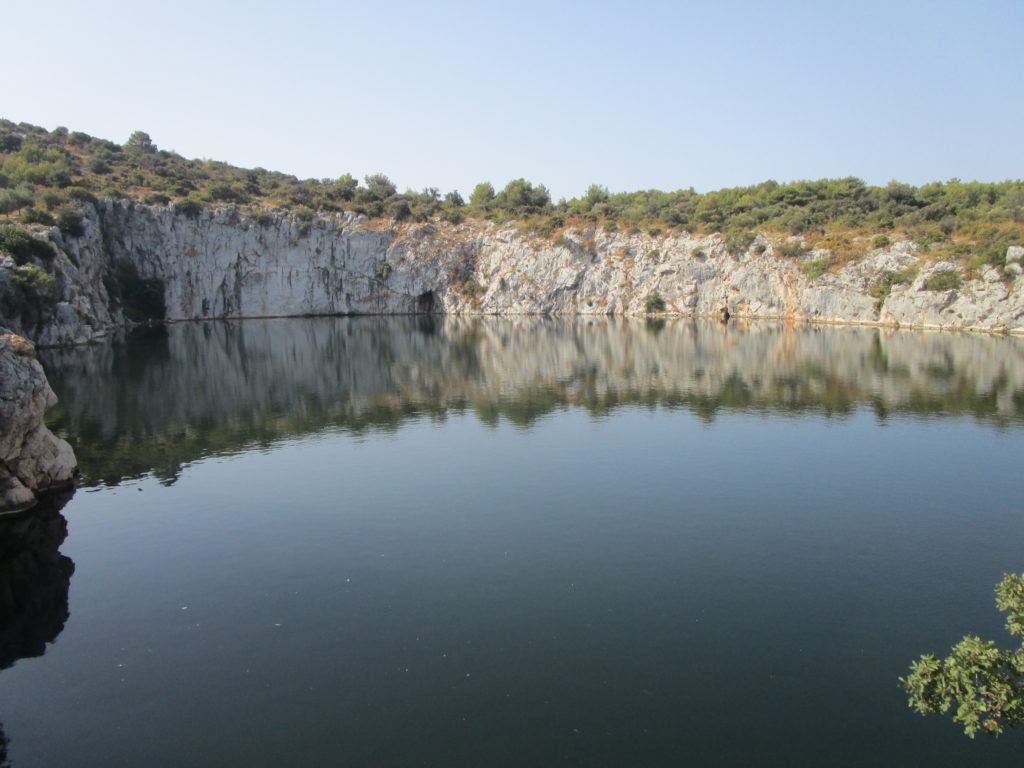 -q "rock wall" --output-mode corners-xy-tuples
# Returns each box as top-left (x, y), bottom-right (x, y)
(0, 331), (77, 512)
(3, 200), (1023, 346)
